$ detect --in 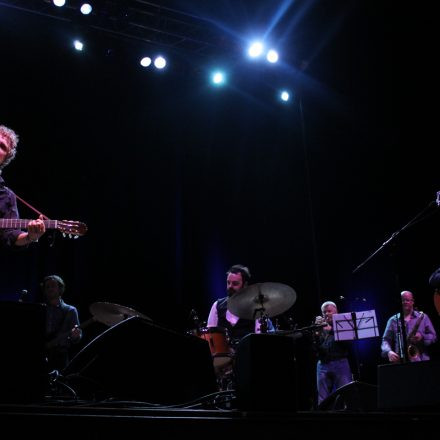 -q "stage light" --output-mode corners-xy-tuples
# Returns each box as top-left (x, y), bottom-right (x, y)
(280, 91), (290, 102)
(80, 3), (92, 15)
(73, 40), (84, 51)
(248, 41), (264, 58)
(211, 71), (226, 86)
(53, 0), (66, 6)
(266, 49), (279, 64)
(140, 57), (152, 67)
(154, 56), (166, 69)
